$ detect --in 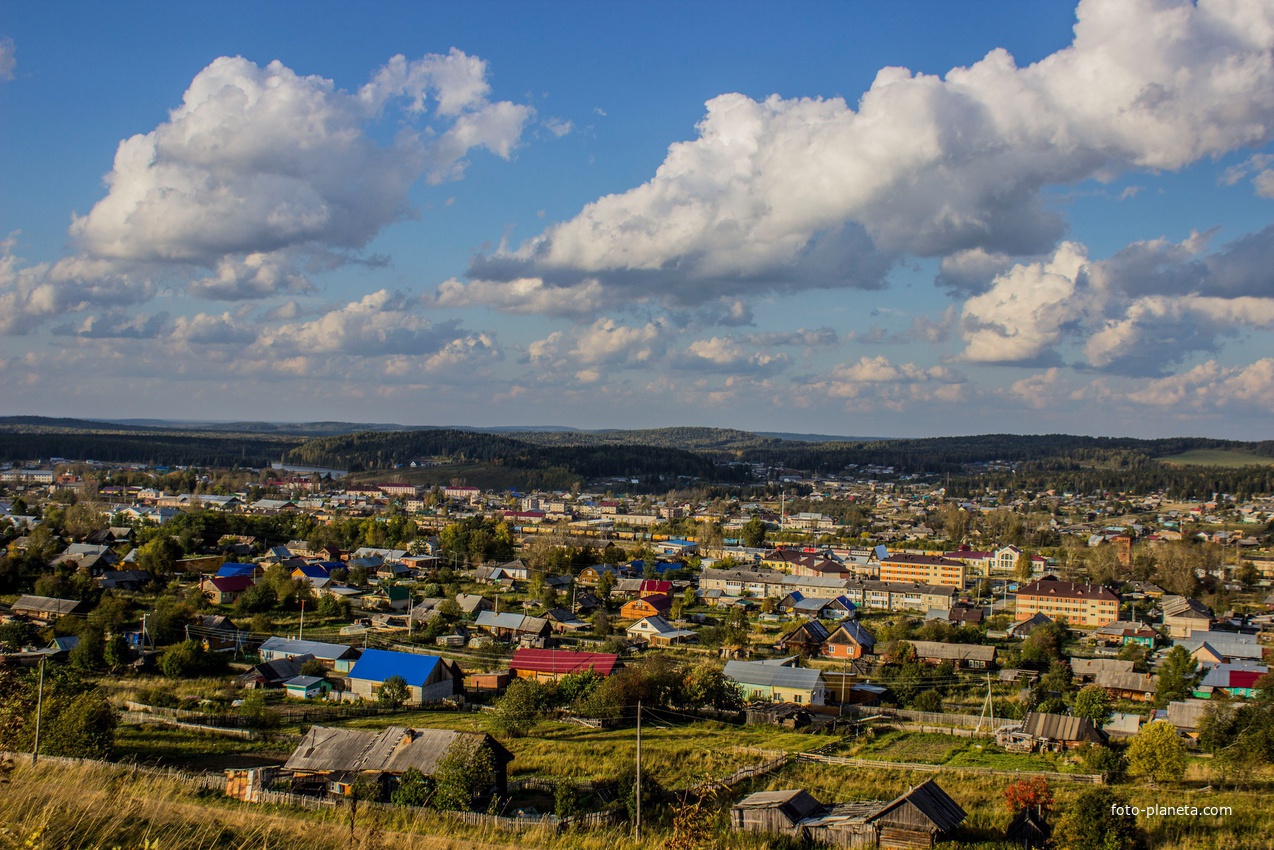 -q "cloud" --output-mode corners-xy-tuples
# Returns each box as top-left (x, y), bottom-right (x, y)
(434, 276), (605, 317)
(171, 311), (258, 345)
(1009, 368), (1069, 409)
(0, 38), (14, 81)
(959, 242), (1089, 364)
(1120, 358), (1274, 411)
(51, 311), (171, 340)
(815, 355), (966, 409)
(672, 337), (790, 375)
(569, 318), (668, 365)
(257, 289), (467, 357)
(459, 0), (1274, 311)
(743, 327), (841, 348)
(544, 118), (574, 138)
